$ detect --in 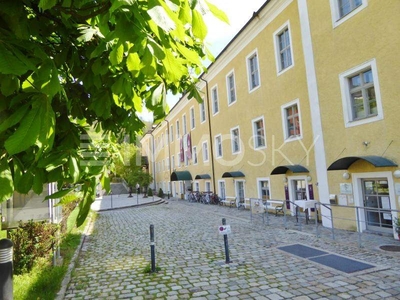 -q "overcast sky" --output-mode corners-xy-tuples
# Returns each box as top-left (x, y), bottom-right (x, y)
(141, 0), (267, 121)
